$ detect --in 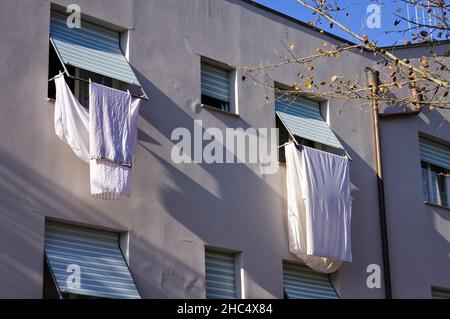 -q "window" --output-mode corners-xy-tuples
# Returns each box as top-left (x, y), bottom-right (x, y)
(201, 60), (236, 114)
(43, 221), (140, 299)
(422, 162), (449, 207)
(275, 91), (346, 161)
(432, 286), (450, 299)
(74, 68), (126, 108)
(419, 137), (450, 208)
(276, 115), (292, 163)
(205, 249), (237, 299)
(47, 10), (145, 102)
(282, 262), (338, 299)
